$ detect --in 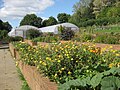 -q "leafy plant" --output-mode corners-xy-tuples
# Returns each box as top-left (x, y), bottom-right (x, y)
(60, 27), (75, 40)
(59, 67), (120, 90)
(26, 29), (42, 39)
